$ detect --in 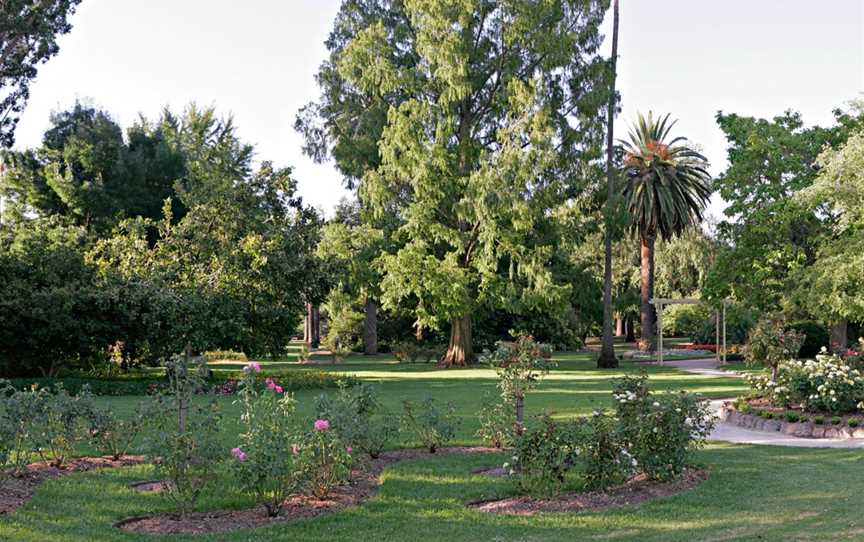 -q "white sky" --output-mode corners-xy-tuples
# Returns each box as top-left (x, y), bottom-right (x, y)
(14, 0), (864, 219)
